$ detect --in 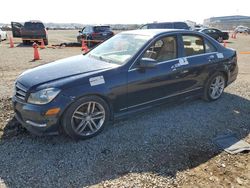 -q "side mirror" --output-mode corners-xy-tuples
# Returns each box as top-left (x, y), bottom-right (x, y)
(46, 27), (49, 30)
(78, 30), (82, 33)
(139, 58), (157, 69)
